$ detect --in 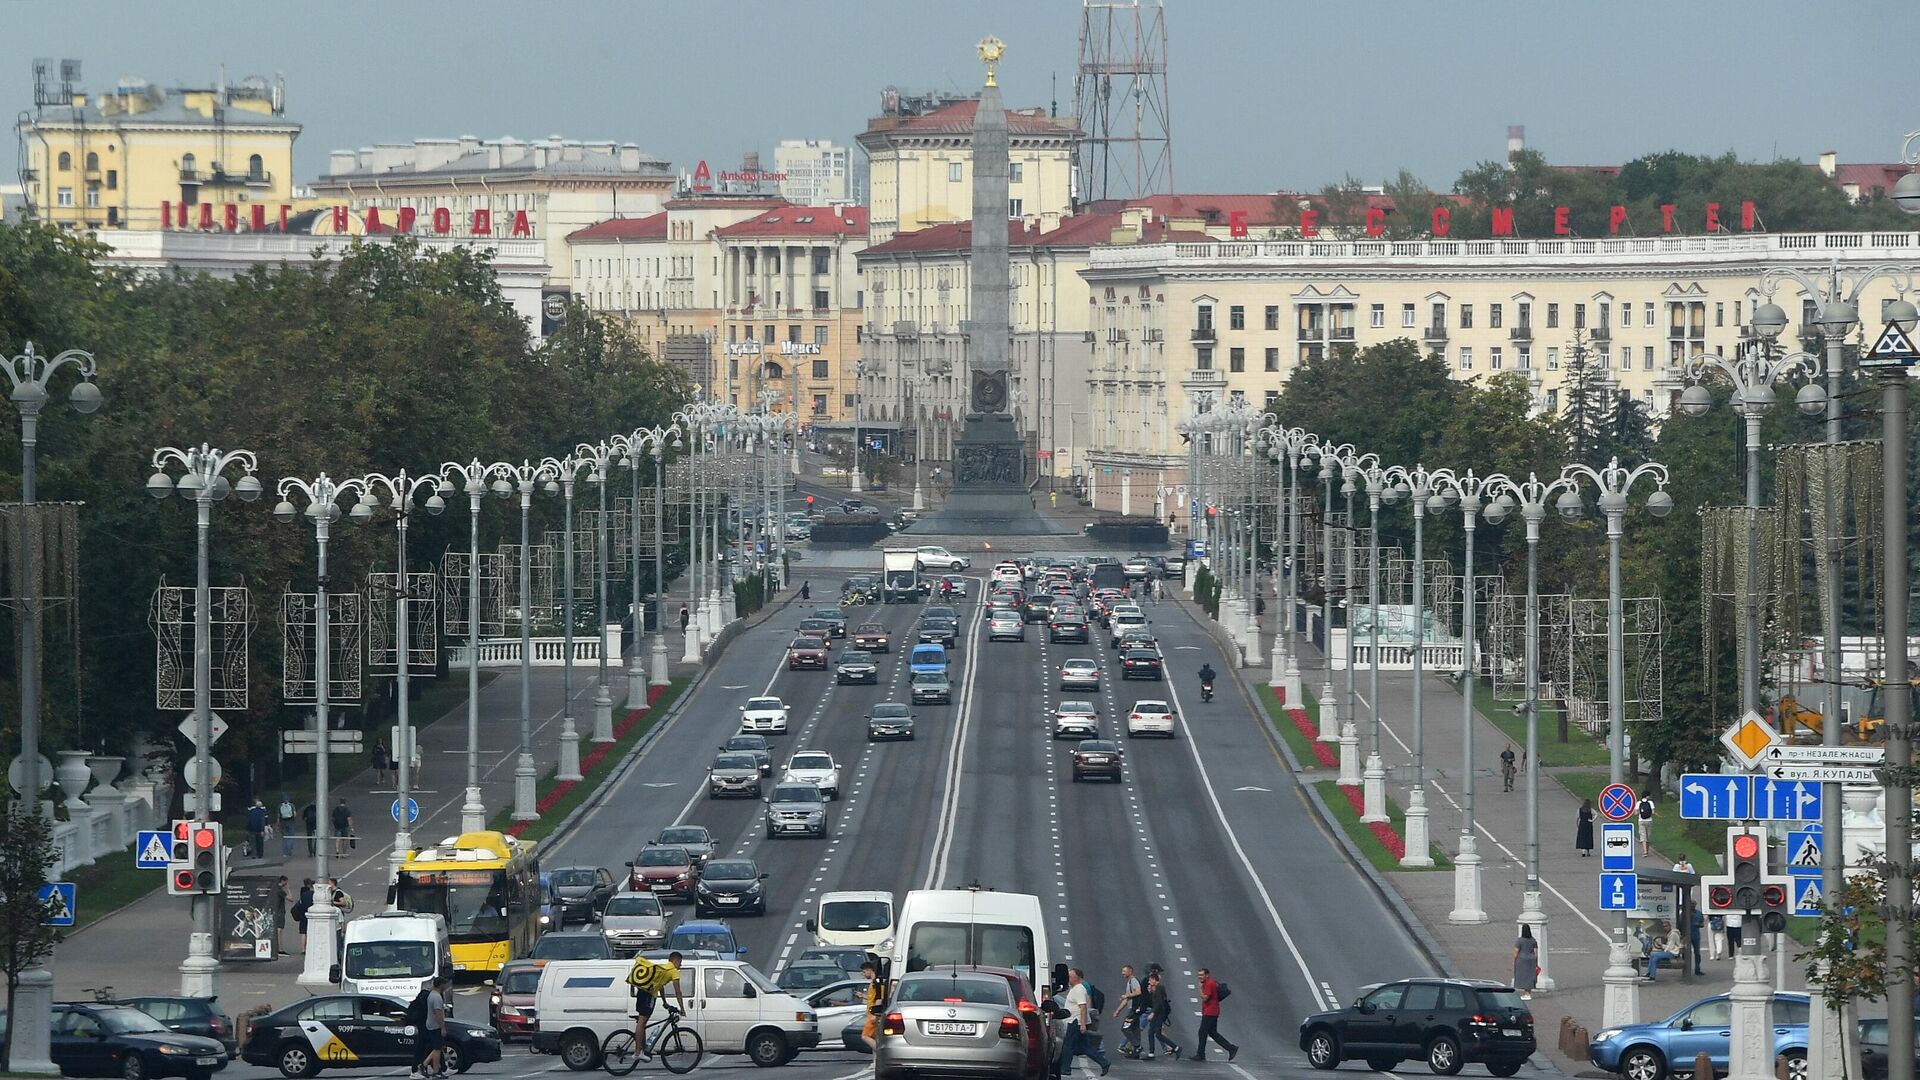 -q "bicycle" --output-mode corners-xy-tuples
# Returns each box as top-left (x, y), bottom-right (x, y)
(602, 1007), (703, 1075)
